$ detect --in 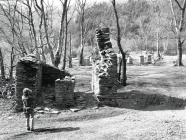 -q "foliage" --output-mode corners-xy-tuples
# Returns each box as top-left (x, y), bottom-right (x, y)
(1, 0), (186, 78)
